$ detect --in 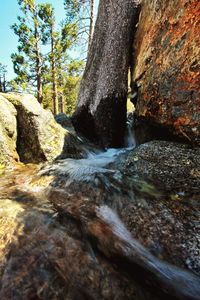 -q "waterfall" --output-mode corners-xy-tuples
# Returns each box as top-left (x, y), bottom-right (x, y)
(125, 114), (136, 148)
